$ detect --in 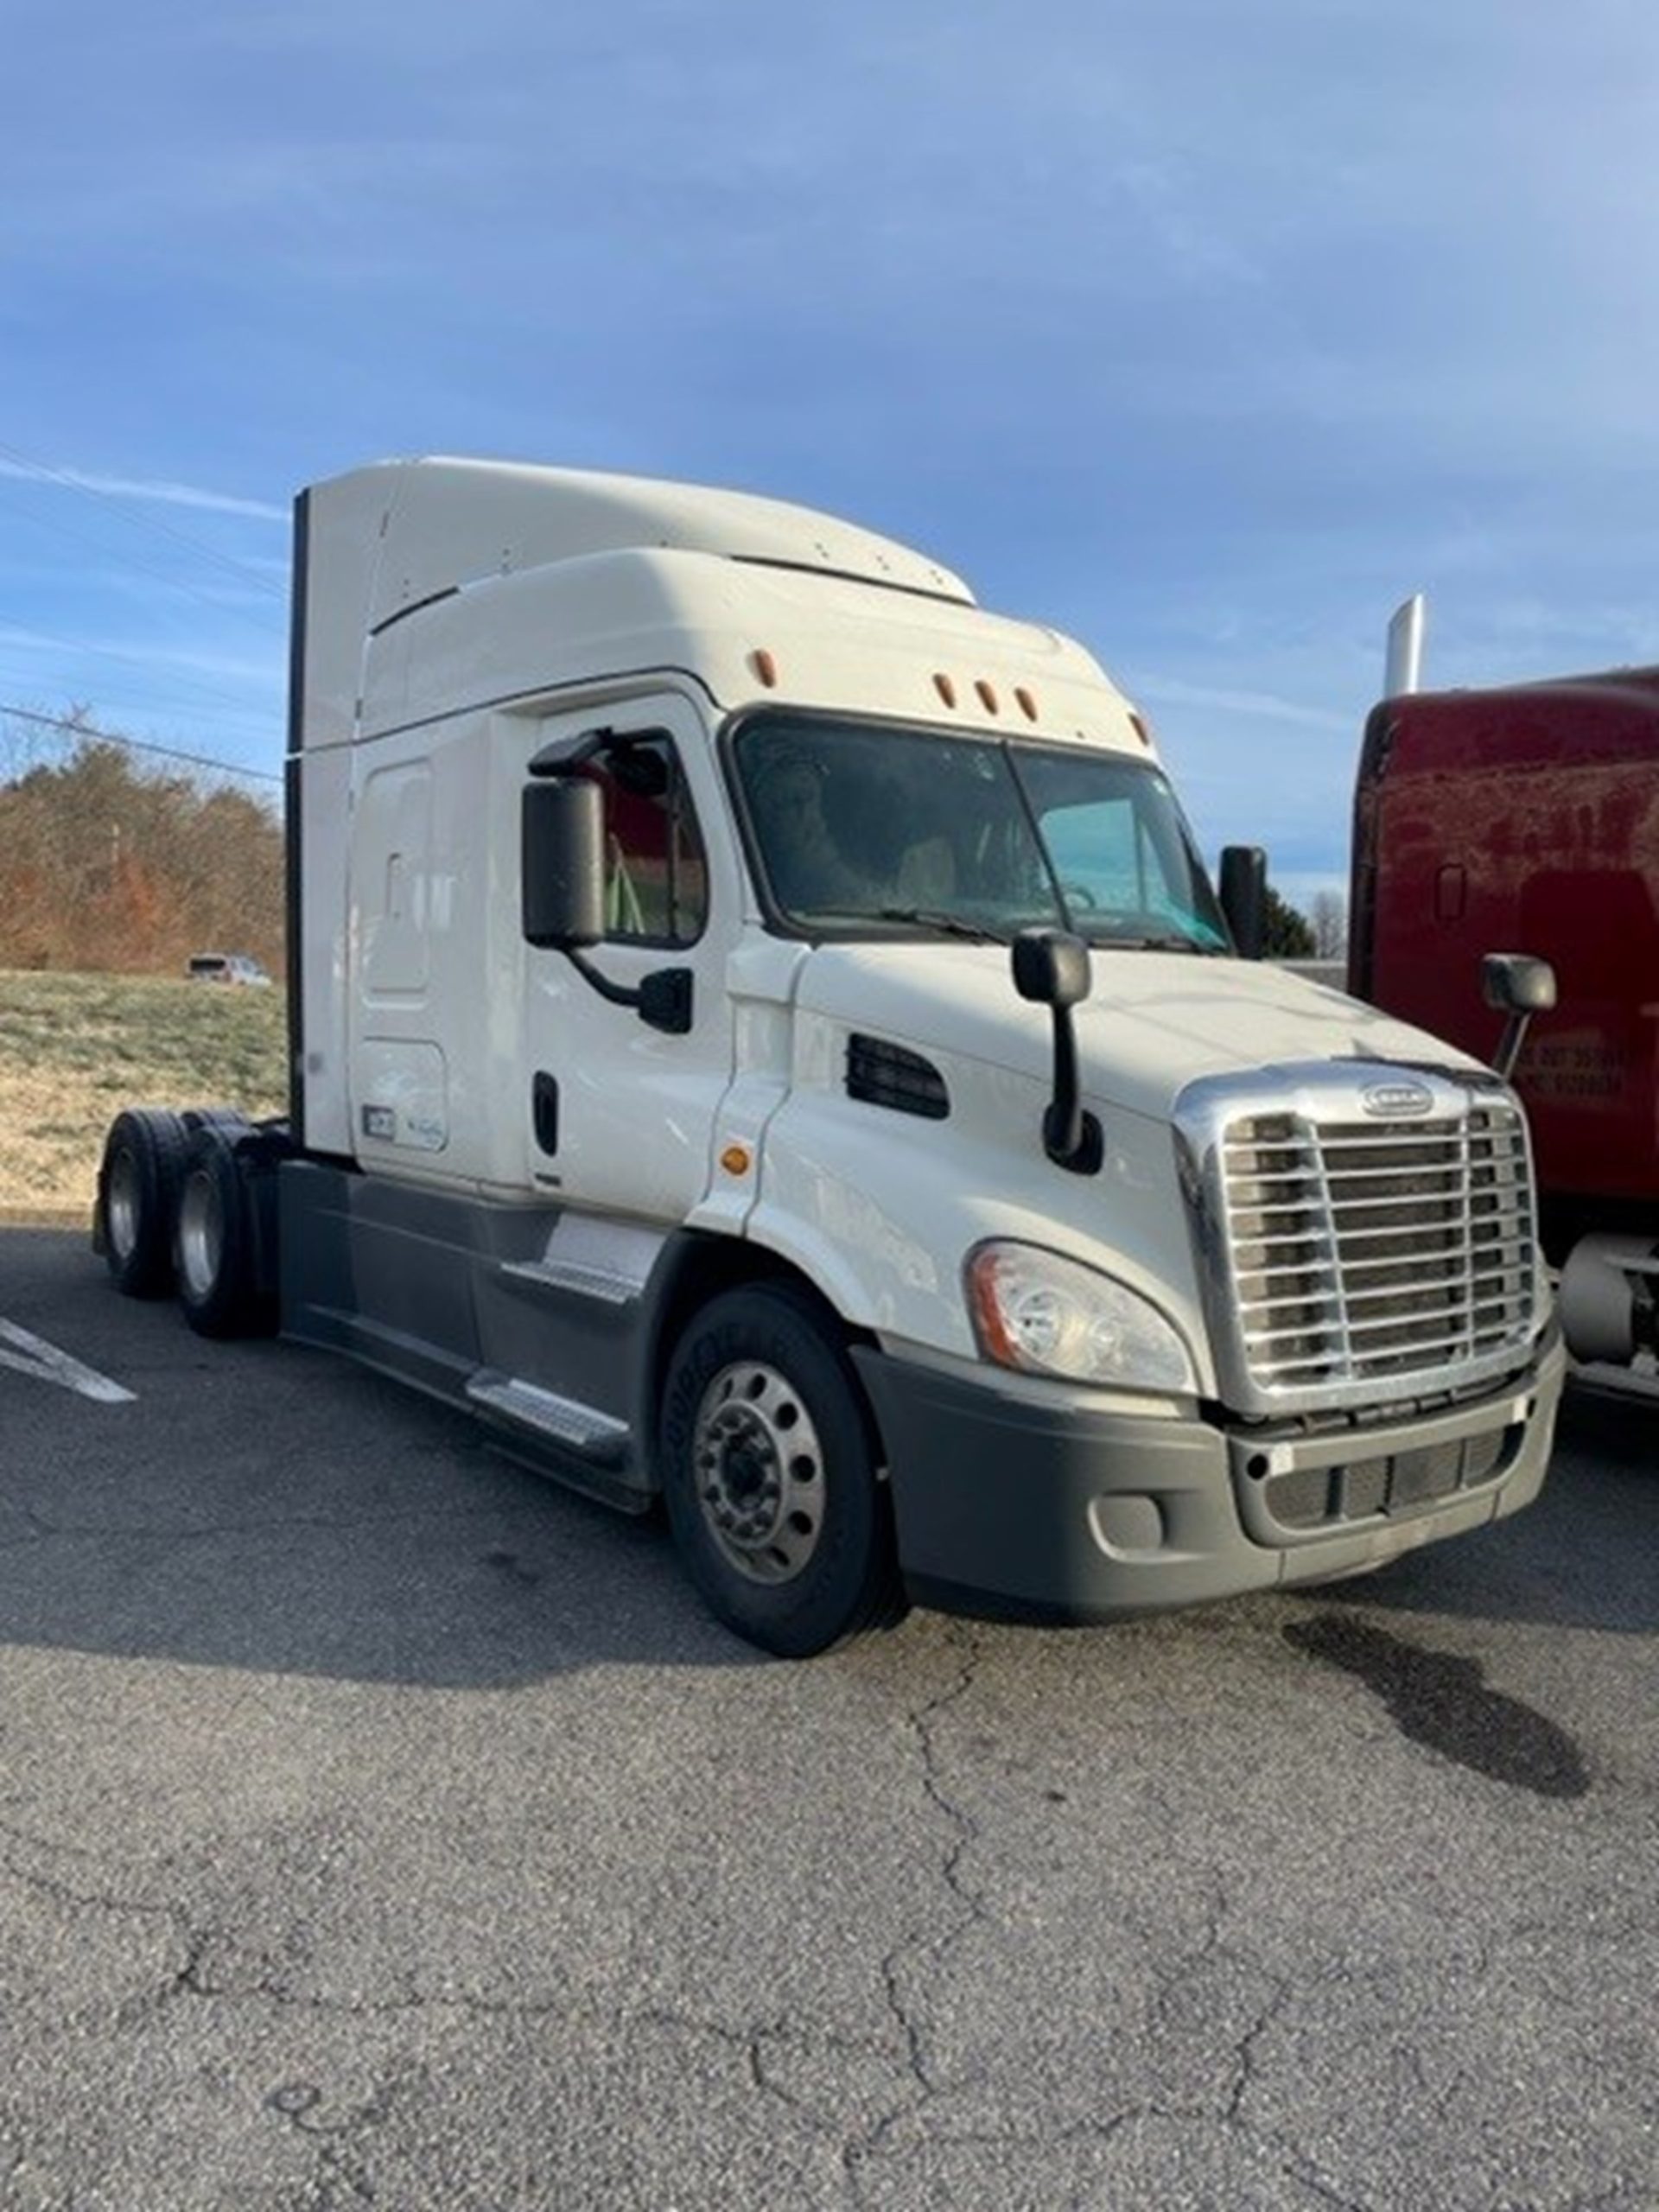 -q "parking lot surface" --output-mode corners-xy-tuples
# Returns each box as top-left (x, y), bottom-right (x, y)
(1, 1227), (1655, 2210)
